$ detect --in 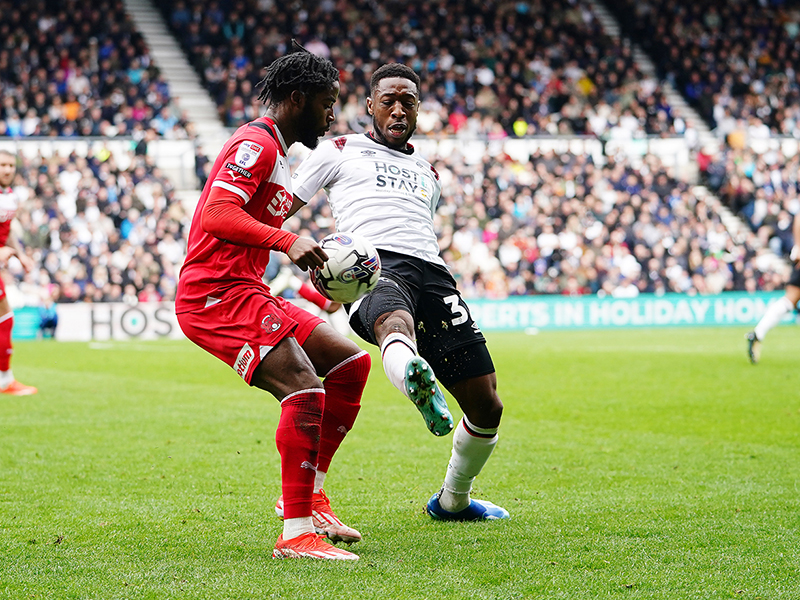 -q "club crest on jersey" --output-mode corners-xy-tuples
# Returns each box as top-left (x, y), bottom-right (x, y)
(333, 137), (347, 152)
(235, 141), (263, 168)
(261, 313), (282, 332)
